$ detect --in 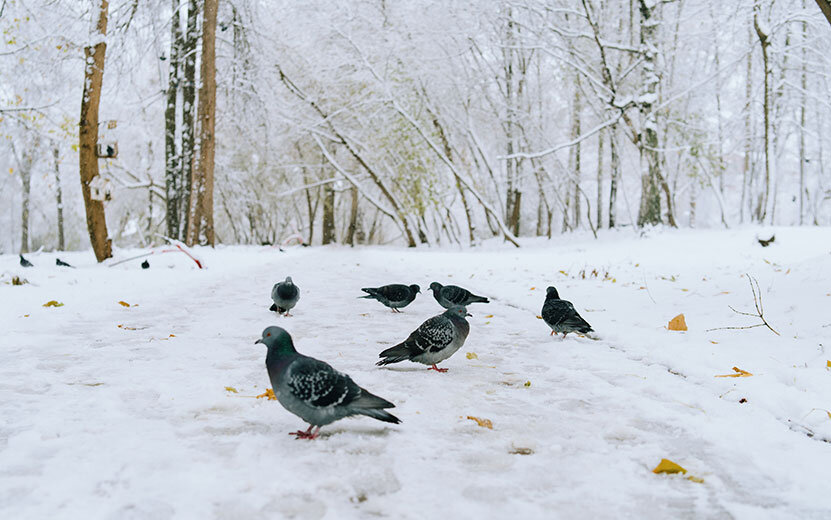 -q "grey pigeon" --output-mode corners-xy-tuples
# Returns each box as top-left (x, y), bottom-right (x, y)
(257, 326), (400, 439)
(429, 282), (489, 309)
(541, 286), (593, 338)
(19, 254), (33, 268)
(141, 259), (150, 269)
(270, 276), (300, 316)
(359, 284), (420, 312)
(55, 258), (74, 268)
(377, 305), (471, 372)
